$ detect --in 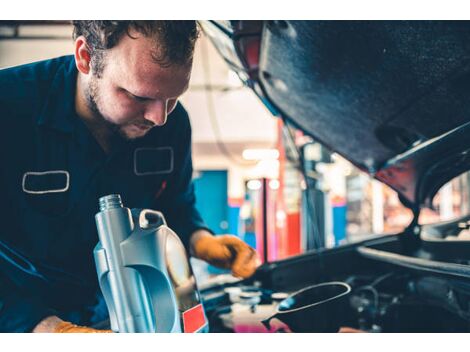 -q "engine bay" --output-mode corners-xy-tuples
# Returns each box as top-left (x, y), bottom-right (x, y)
(201, 226), (470, 333)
